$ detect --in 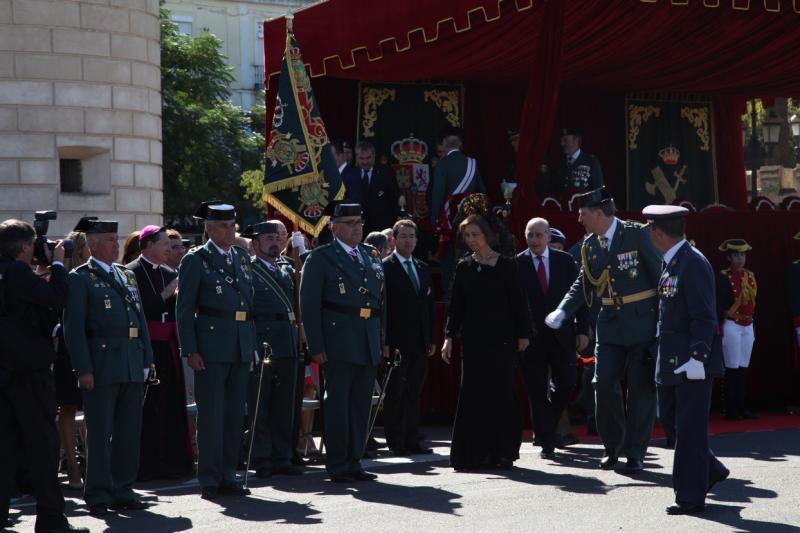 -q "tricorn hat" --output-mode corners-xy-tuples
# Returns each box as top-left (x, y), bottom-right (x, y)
(322, 200), (363, 219)
(193, 200), (236, 221)
(241, 222), (280, 238)
(576, 186), (613, 209)
(718, 239), (752, 253)
(74, 216), (117, 234)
